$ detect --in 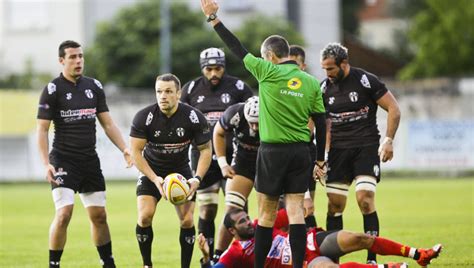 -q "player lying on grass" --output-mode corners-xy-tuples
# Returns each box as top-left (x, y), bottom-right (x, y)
(198, 208), (442, 268)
